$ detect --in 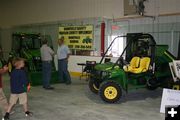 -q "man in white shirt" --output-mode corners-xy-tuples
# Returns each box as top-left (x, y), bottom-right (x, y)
(57, 37), (71, 84)
(40, 39), (55, 90)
